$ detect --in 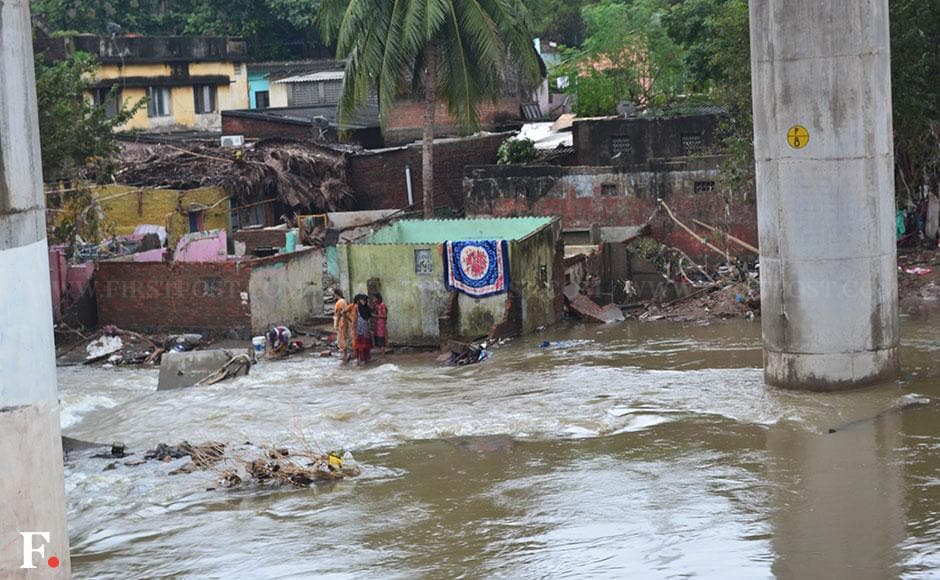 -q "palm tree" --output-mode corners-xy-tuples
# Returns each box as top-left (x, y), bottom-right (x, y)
(318, 0), (538, 218)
